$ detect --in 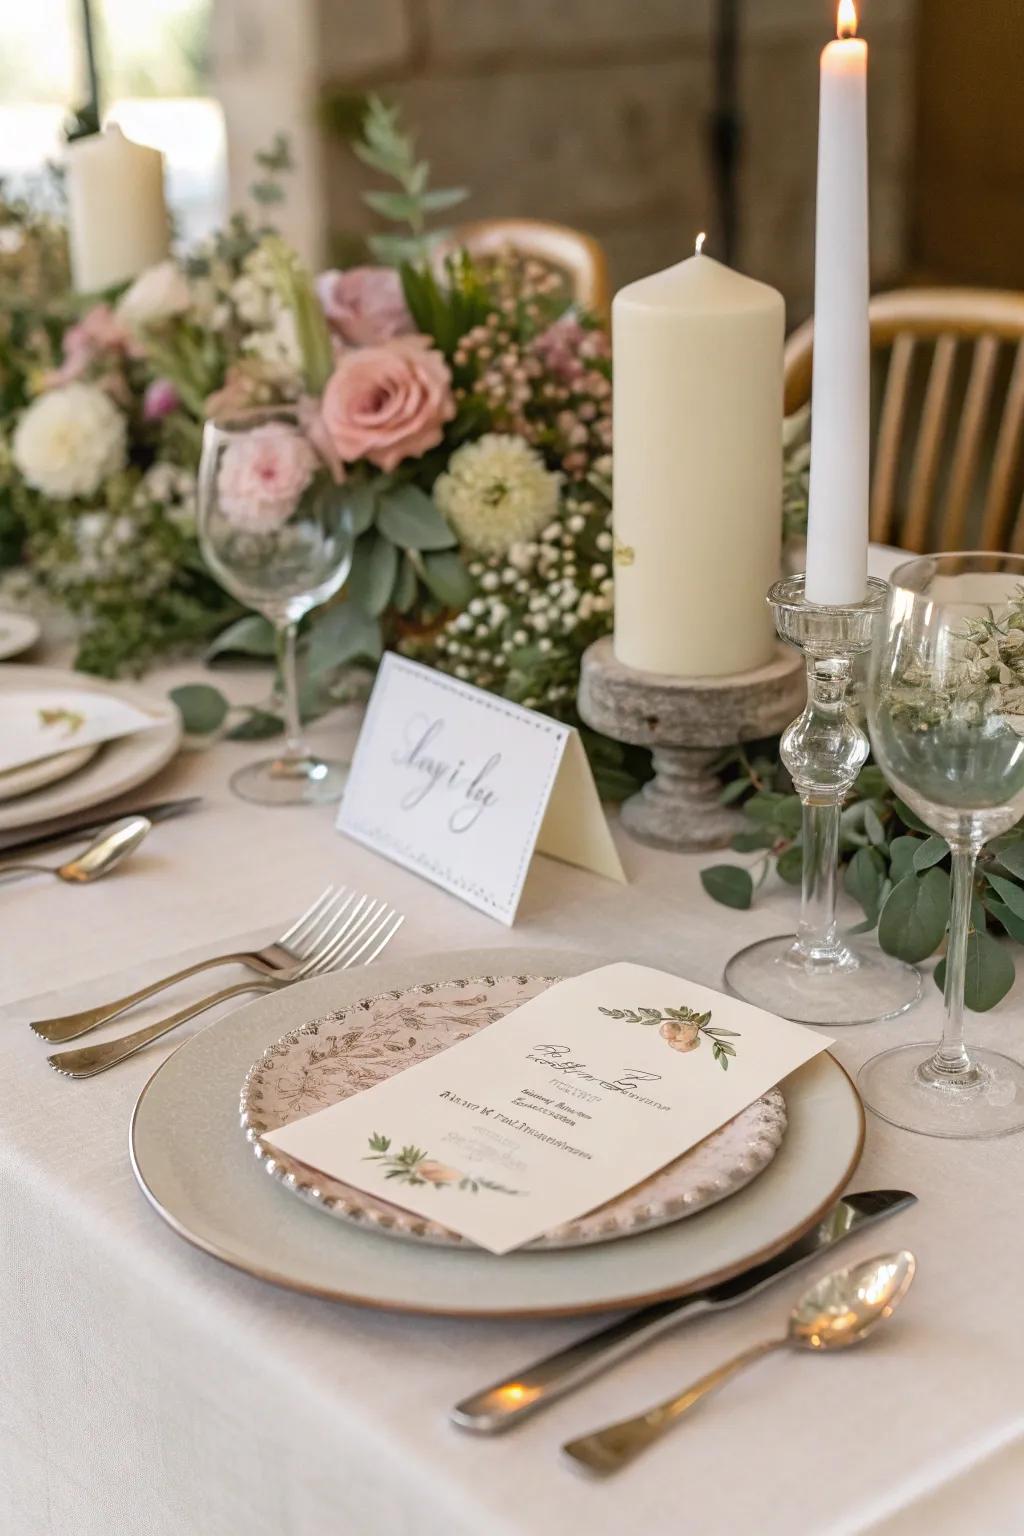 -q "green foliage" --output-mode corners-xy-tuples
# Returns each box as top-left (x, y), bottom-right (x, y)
(701, 746), (1024, 1010)
(171, 683), (229, 735)
(347, 95), (468, 266)
(700, 865), (753, 910)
